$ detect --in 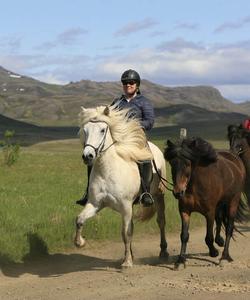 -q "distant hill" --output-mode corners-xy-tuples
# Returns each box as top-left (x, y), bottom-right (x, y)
(0, 65), (247, 127)
(0, 113), (78, 146)
(238, 101), (250, 116)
